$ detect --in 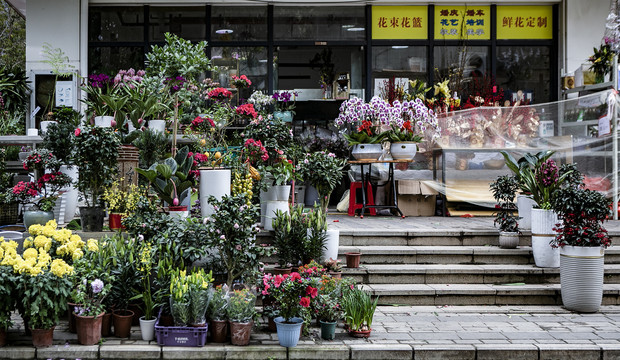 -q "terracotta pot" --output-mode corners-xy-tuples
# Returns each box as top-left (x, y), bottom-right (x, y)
(345, 252), (361, 268)
(30, 326), (55, 348)
(67, 302), (81, 333)
(112, 309), (134, 338)
(267, 316), (277, 332)
(349, 328), (372, 338)
(128, 304), (143, 326)
(0, 328), (6, 347)
(101, 312), (112, 337)
(229, 321), (252, 346)
(210, 319), (228, 343)
(108, 213), (124, 230)
(329, 271), (342, 279)
(75, 312), (104, 345)
(272, 267), (292, 275)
